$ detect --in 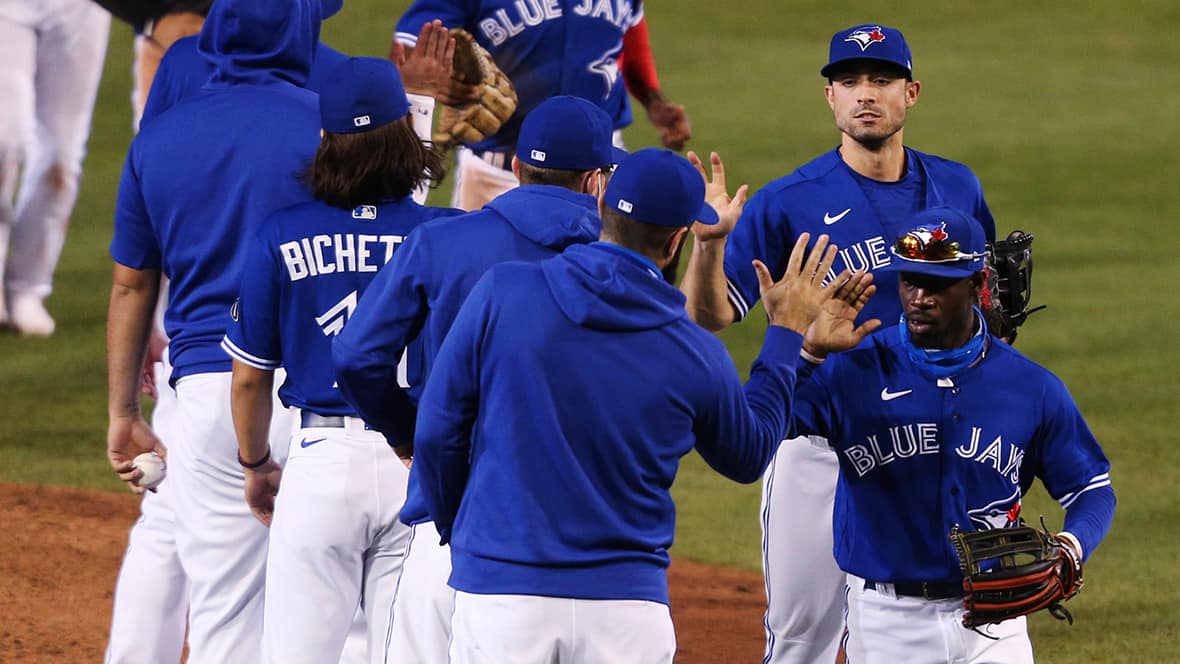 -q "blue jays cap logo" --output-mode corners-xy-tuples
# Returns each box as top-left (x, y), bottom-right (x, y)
(845, 26), (888, 51)
(909, 222), (949, 246)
